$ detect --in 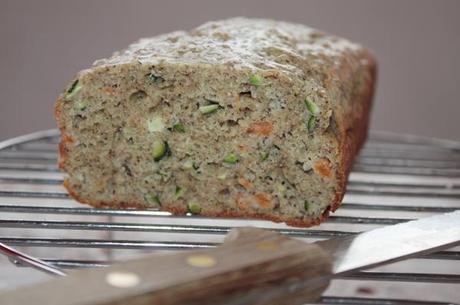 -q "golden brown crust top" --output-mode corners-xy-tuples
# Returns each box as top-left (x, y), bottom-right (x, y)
(93, 17), (365, 75)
